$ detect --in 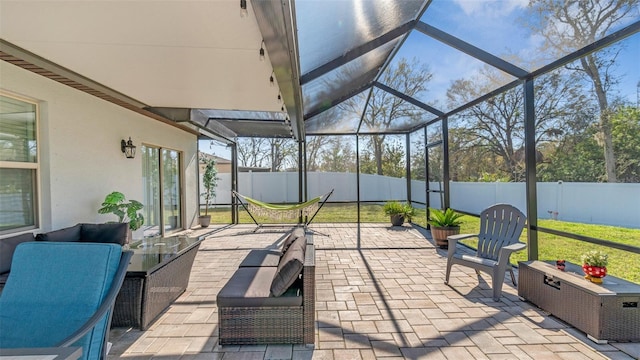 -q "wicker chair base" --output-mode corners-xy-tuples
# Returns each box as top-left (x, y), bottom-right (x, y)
(112, 277), (144, 328)
(219, 306), (304, 345)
